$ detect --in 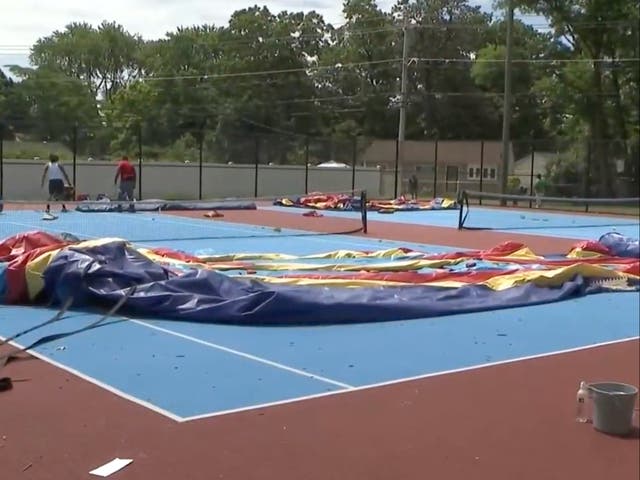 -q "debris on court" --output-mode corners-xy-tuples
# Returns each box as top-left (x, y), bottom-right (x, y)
(89, 458), (133, 477)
